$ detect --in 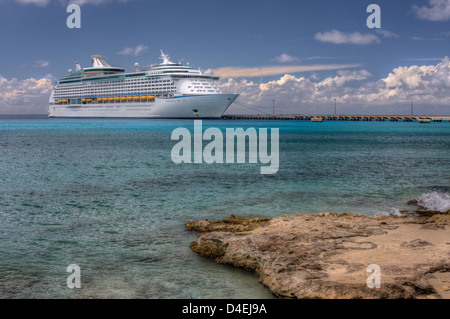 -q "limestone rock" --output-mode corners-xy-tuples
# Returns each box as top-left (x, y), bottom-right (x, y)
(187, 212), (450, 299)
